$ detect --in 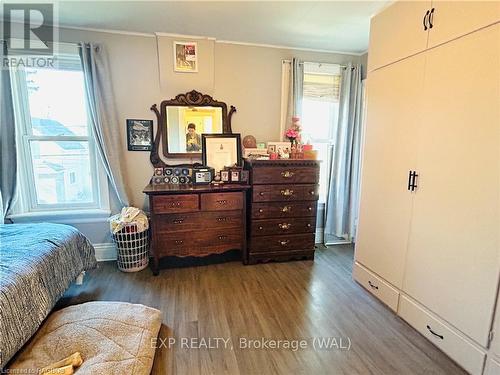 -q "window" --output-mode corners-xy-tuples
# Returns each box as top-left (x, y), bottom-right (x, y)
(301, 62), (341, 203)
(11, 46), (107, 212)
